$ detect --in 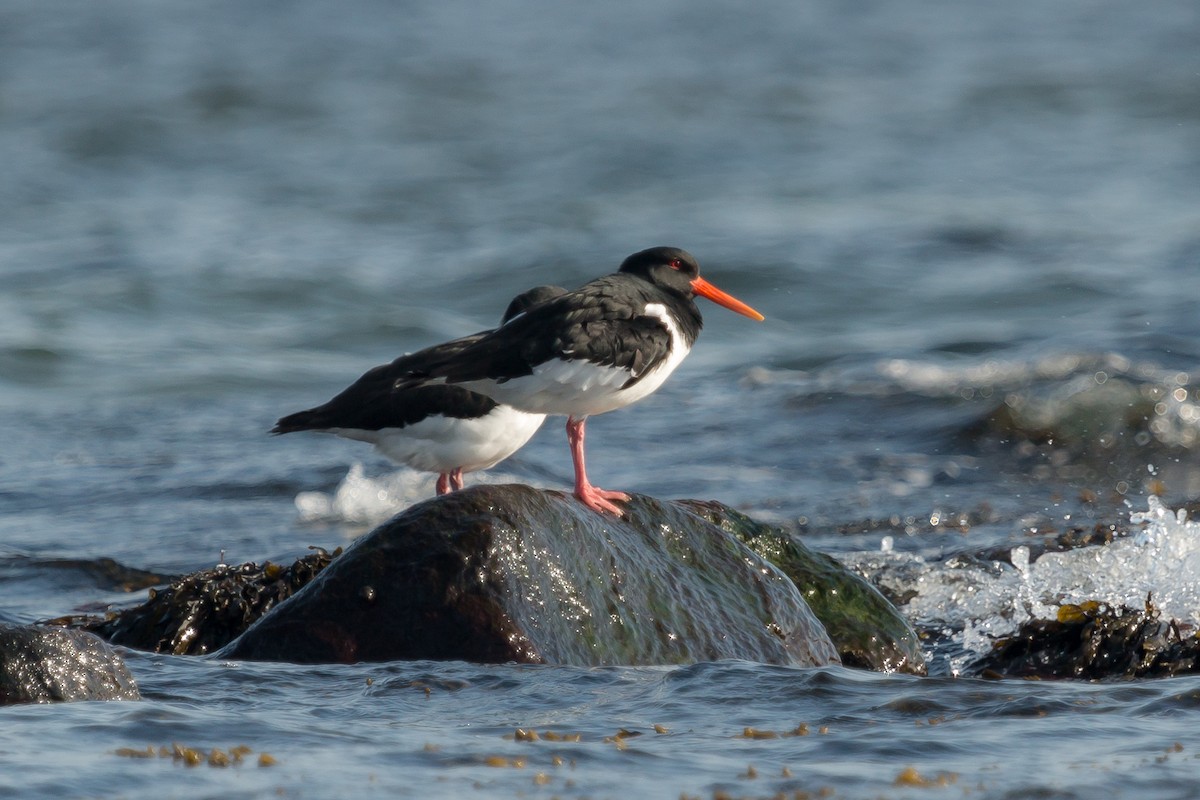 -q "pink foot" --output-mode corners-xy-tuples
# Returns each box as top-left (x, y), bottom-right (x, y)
(435, 473), (452, 495)
(565, 415), (629, 516)
(574, 483), (630, 516)
(449, 468), (464, 491)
